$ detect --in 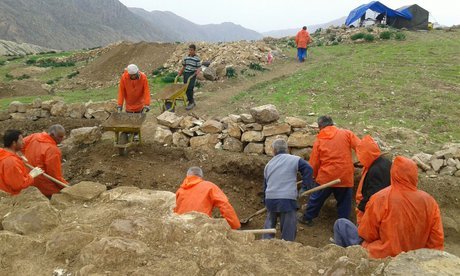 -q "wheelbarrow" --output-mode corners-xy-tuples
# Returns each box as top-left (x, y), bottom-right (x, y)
(101, 112), (147, 156)
(154, 75), (194, 112)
